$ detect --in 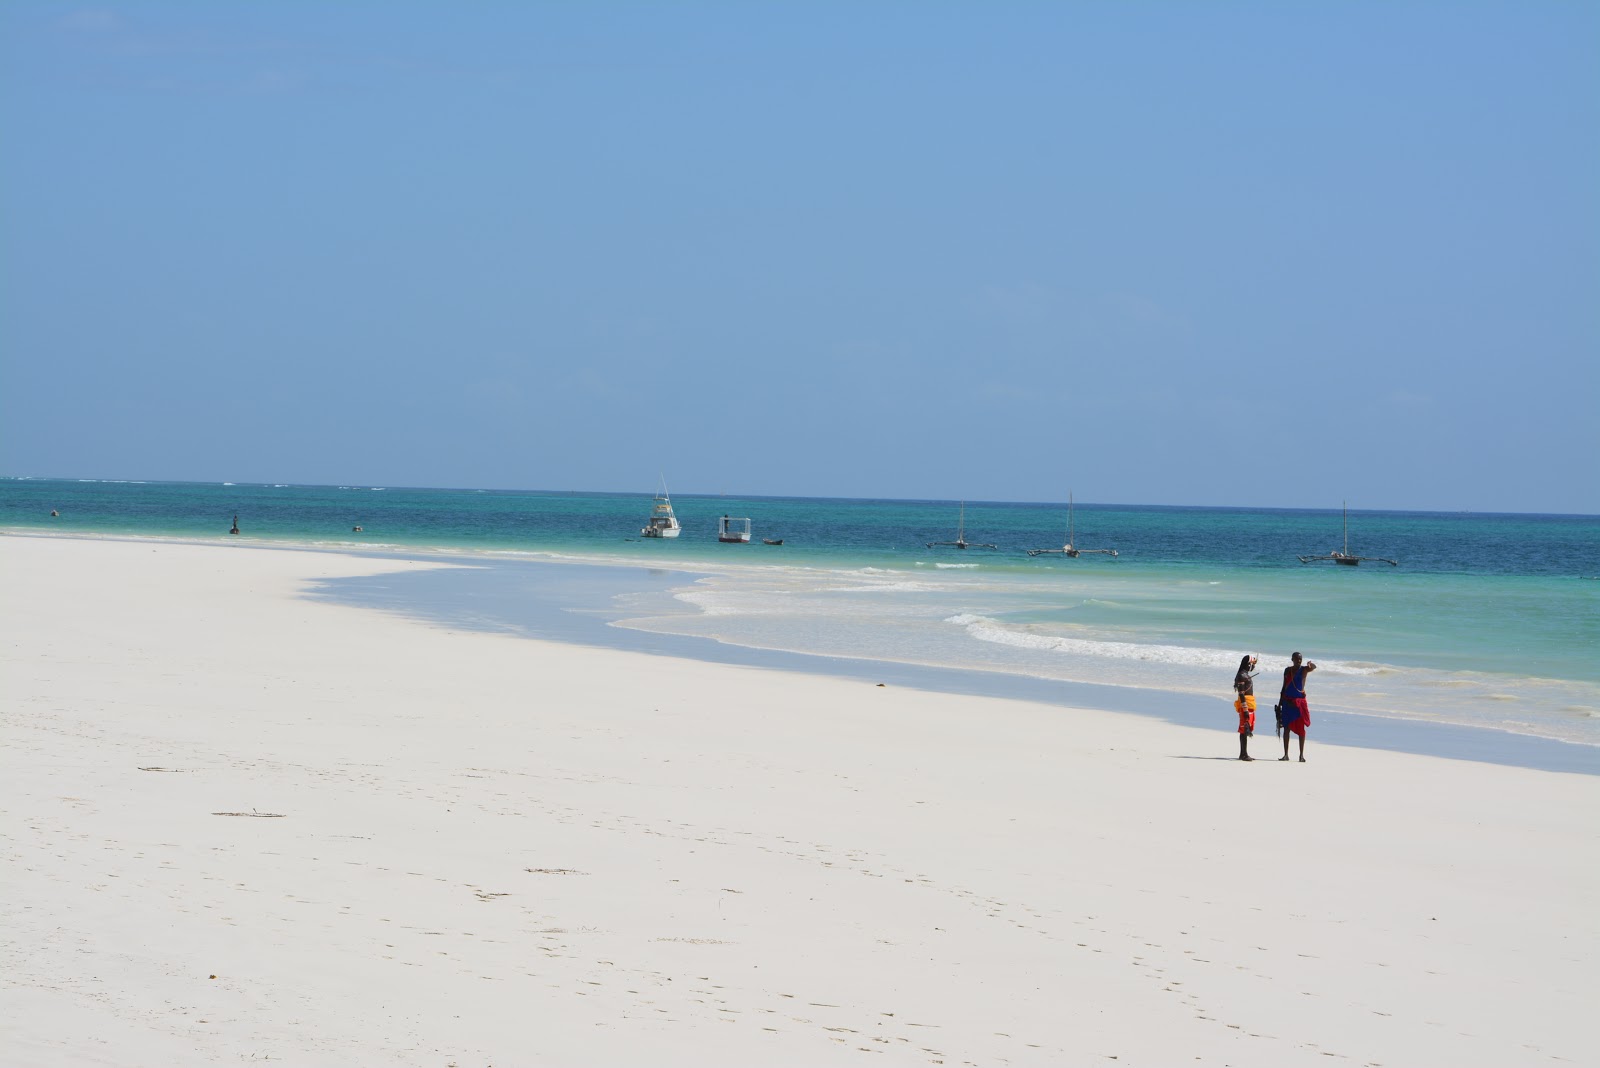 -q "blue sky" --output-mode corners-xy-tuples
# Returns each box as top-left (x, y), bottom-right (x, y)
(2, 2), (1595, 512)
